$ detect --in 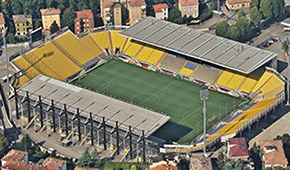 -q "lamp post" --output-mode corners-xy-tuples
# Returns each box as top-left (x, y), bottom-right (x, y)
(200, 89), (209, 156)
